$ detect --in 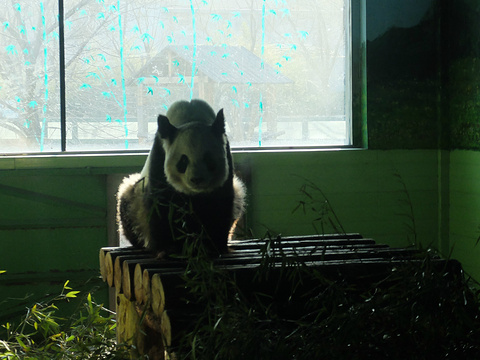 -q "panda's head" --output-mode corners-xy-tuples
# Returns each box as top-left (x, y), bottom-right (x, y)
(158, 101), (229, 195)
